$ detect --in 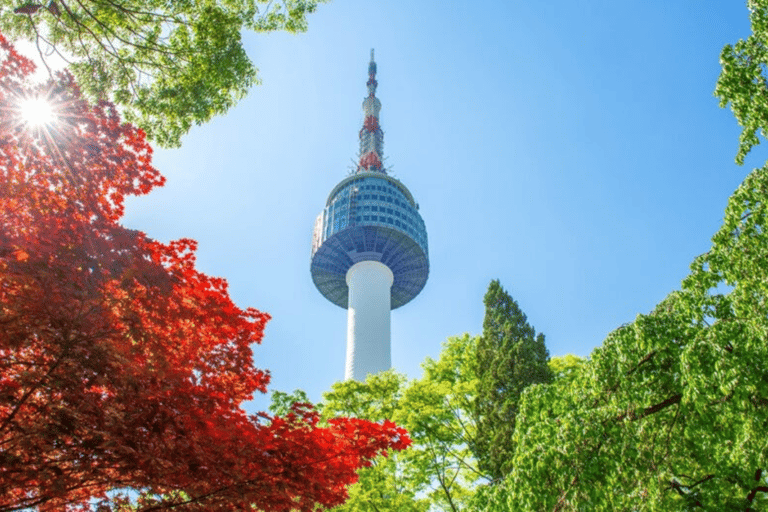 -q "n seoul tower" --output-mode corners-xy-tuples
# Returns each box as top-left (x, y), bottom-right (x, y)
(310, 50), (429, 381)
